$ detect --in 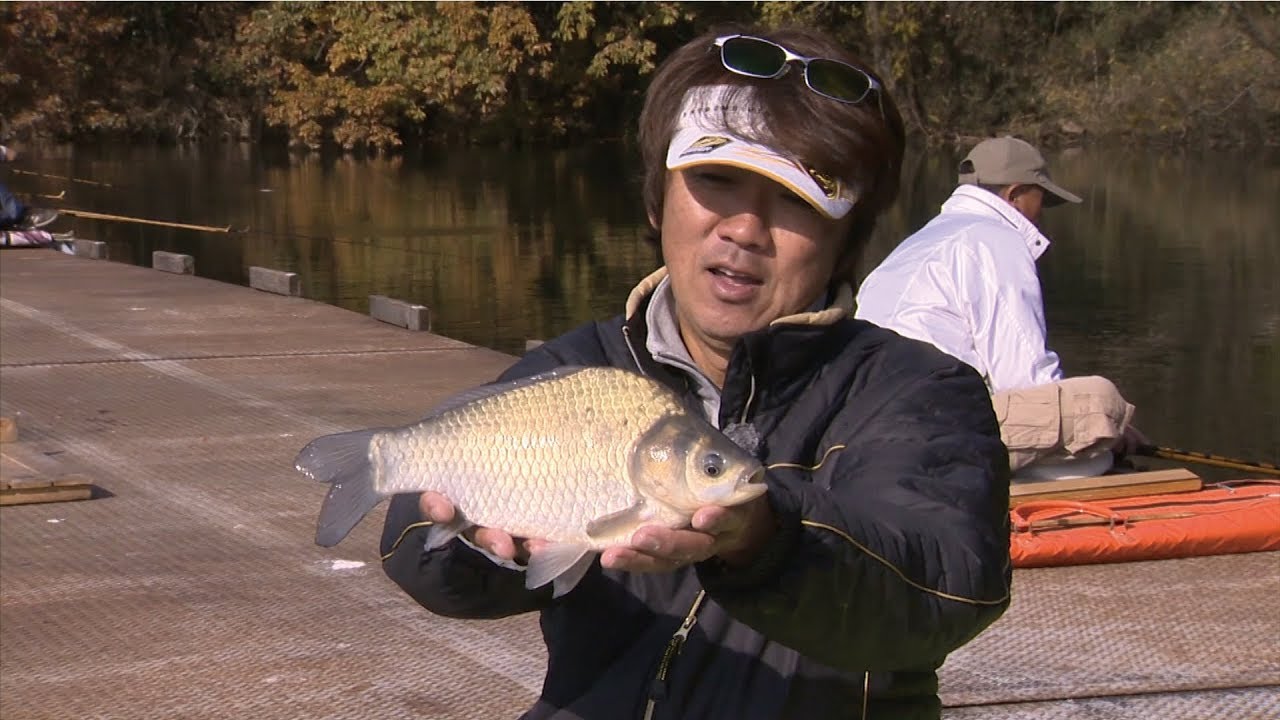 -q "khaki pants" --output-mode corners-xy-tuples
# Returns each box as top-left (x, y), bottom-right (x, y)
(991, 376), (1135, 479)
